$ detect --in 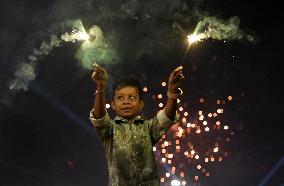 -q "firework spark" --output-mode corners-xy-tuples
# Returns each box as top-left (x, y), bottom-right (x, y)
(153, 81), (234, 185)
